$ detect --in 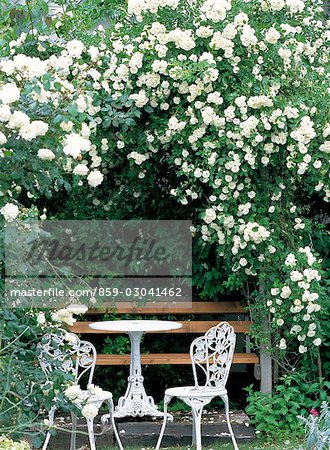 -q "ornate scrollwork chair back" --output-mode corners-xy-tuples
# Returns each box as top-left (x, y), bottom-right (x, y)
(37, 329), (96, 386)
(37, 329), (123, 450)
(190, 321), (236, 389)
